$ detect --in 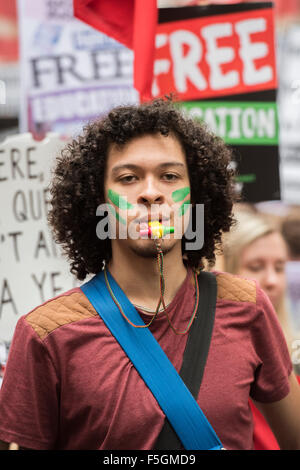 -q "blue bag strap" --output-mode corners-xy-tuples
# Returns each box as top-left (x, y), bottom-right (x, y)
(80, 270), (223, 450)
